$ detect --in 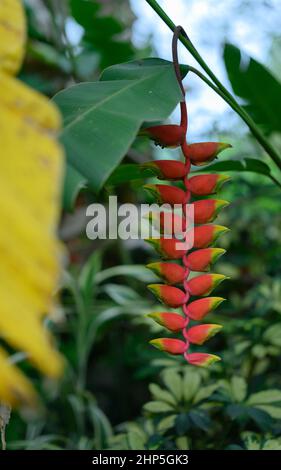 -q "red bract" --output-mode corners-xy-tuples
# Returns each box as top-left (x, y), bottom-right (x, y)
(186, 273), (227, 296)
(146, 262), (186, 284)
(139, 124), (185, 148)
(145, 237), (188, 259)
(150, 338), (187, 354)
(193, 199), (229, 224)
(185, 352), (221, 367)
(148, 312), (187, 332)
(185, 297), (225, 321)
(144, 184), (188, 205)
(182, 141), (231, 165)
(185, 248), (226, 271)
(141, 160), (187, 180)
(147, 284), (189, 307)
(187, 174), (230, 195)
(185, 324), (222, 345)
(192, 224), (229, 248)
